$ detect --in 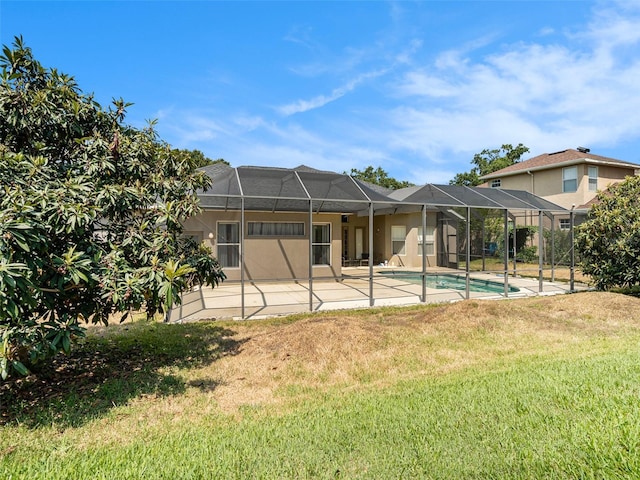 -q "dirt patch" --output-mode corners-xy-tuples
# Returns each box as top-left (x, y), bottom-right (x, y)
(207, 292), (640, 412)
